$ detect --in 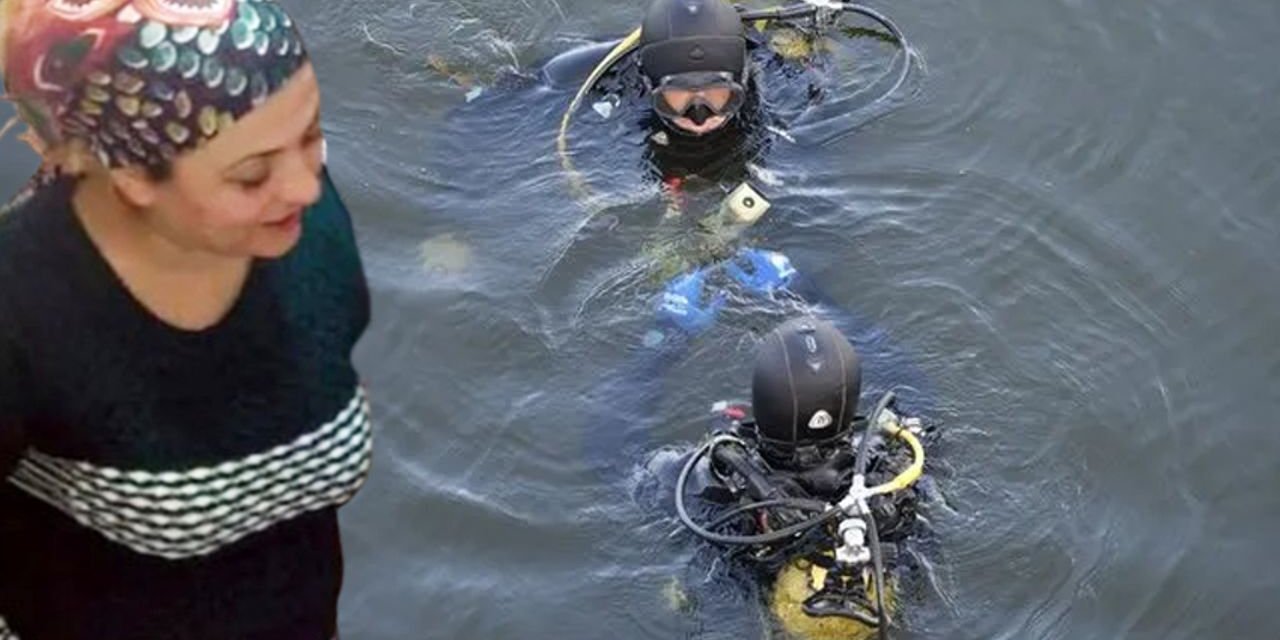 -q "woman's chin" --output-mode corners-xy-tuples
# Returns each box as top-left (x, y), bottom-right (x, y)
(244, 215), (305, 258)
